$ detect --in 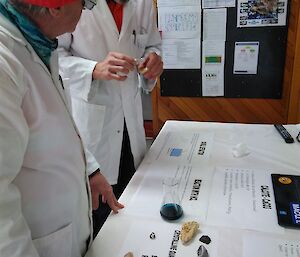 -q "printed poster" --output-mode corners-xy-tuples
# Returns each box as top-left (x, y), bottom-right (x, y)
(158, 3), (201, 69)
(233, 42), (259, 74)
(202, 41), (225, 96)
(237, 0), (288, 27)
